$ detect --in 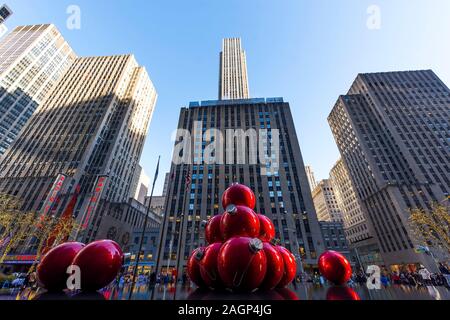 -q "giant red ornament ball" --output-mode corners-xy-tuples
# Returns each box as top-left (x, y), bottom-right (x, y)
(205, 214), (223, 244)
(37, 242), (85, 292)
(199, 243), (224, 289)
(72, 240), (124, 291)
(257, 214), (275, 242)
(260, 242), (284, 290)
(222, 183), (256, 209)
(276, 245), (297, 288)
(218, 237), (267, 292)
(318, 250), (352, 285)
(220, 205), (260, 240)
(187, 247), (207, 288)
